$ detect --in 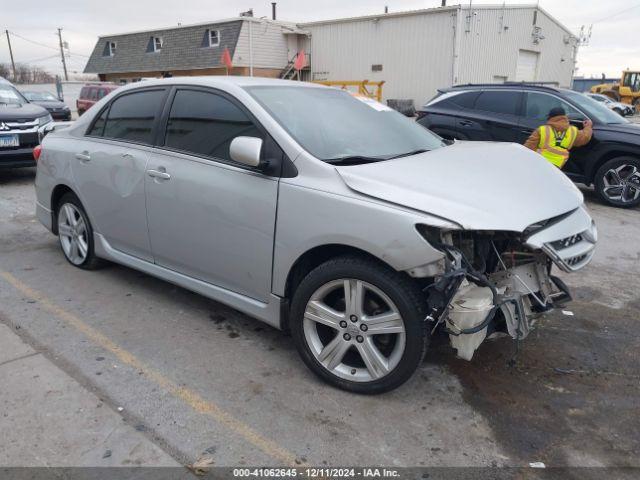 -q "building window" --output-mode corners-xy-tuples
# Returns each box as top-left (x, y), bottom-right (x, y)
(209, 30), (220, 47)
(153, 37), (163, 52)
(103, 41), (116, 57)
